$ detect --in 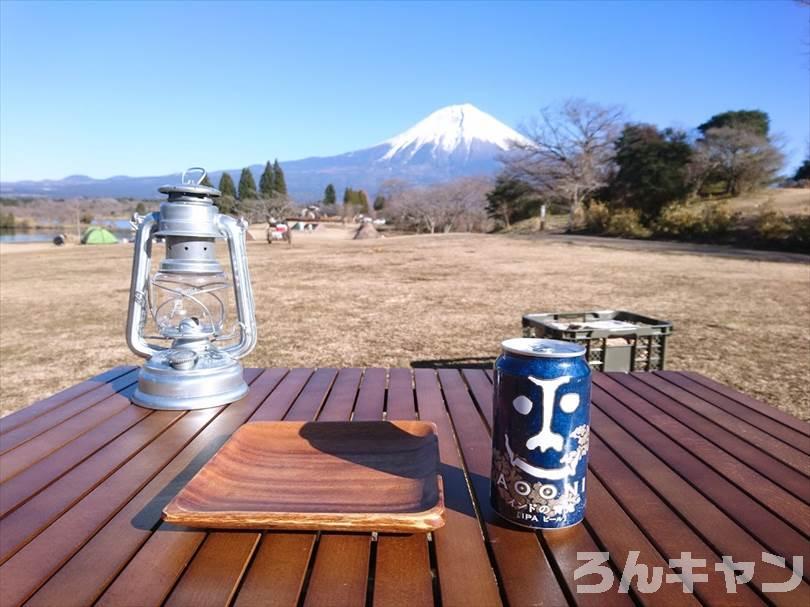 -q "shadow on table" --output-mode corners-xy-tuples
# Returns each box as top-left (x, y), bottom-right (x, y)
(411, 356), (496, 370)
(131, 434), (233, 531)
